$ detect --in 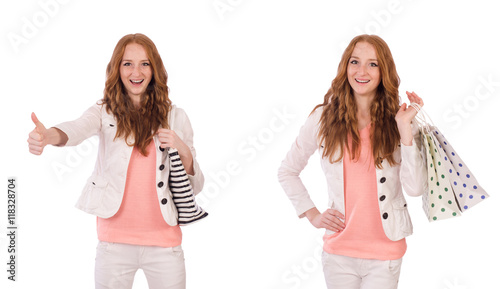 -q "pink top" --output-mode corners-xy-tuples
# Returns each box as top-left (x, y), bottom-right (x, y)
(97, 141), (182, 247)
(323, 124), (406, 260)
